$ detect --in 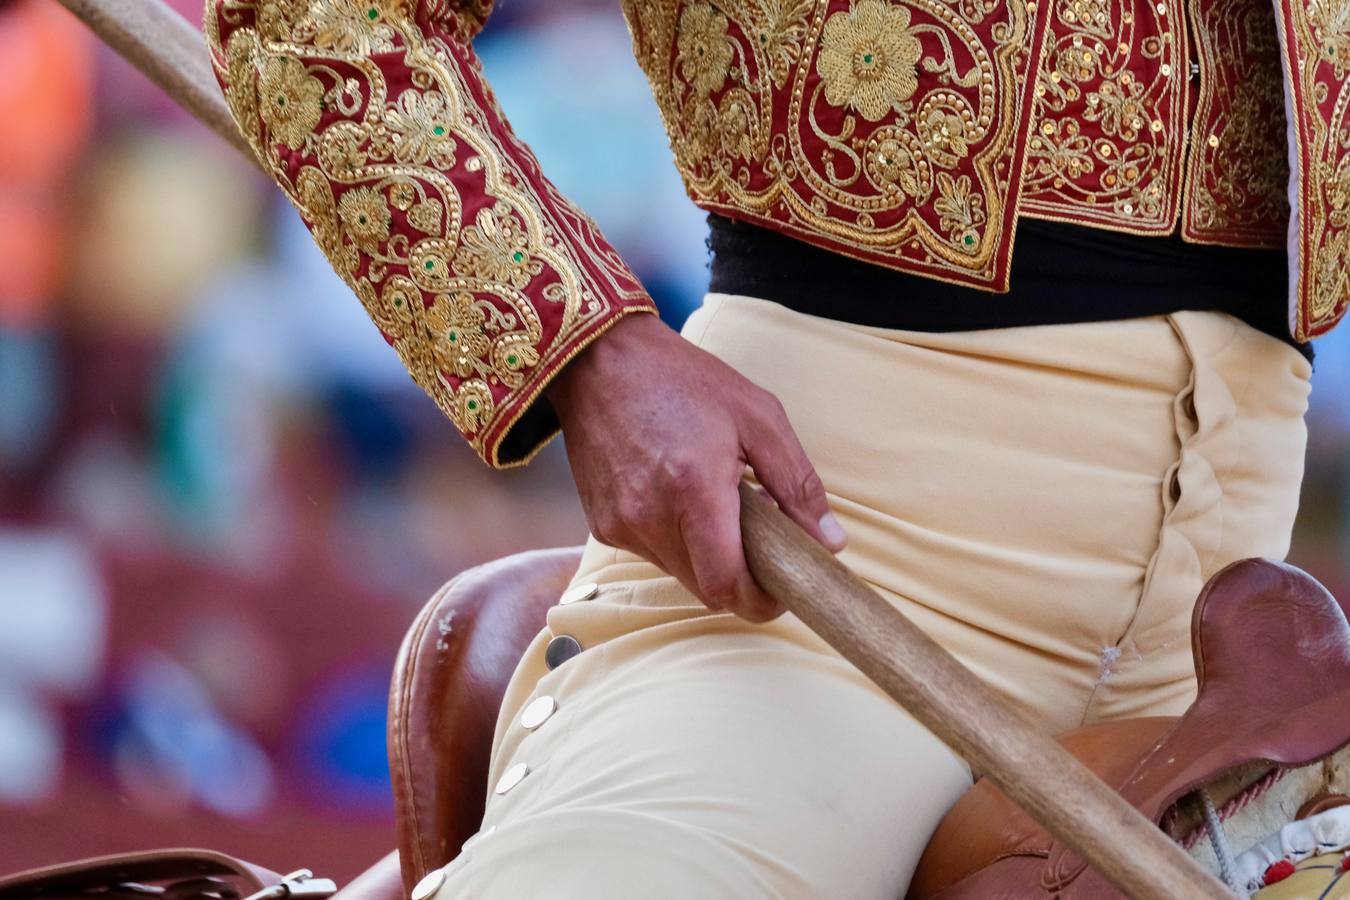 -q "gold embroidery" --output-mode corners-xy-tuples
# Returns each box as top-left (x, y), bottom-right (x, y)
(918, 109), (972, 166)
(1182, 0), (1287, 246)
(751, 0), (813, 87)
(816, 0), (923, 122)
(454, 203), (543, 289)
(338, 186), (392, 249)
(1280, 0), (1350, 335)
(207, 0), (652, 463)
(676, 3), (734, 96)
(258, 55), (324, 149)
(934, 172), (985, 248)
(300, 0), (402, 53)
(427, 291), (491, 376)
(385, 89), (457, 166)
(1023, 0), (1185, 233)
(718, 88), (759, 159)
(622, 0), (1046, 289)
